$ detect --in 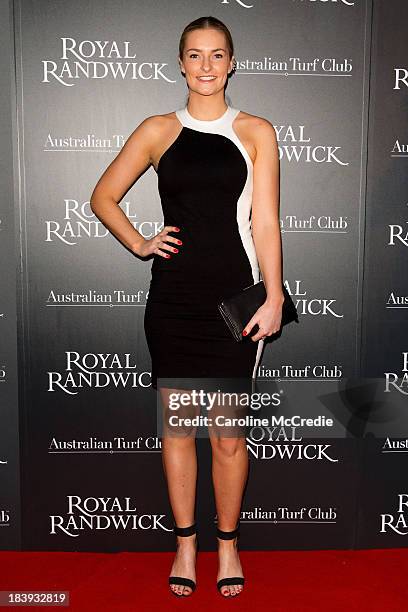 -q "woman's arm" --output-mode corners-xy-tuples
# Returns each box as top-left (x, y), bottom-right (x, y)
(251, 117), (283, 304)
(90, 117), (180, 259)
(242, 117), (284, 341)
